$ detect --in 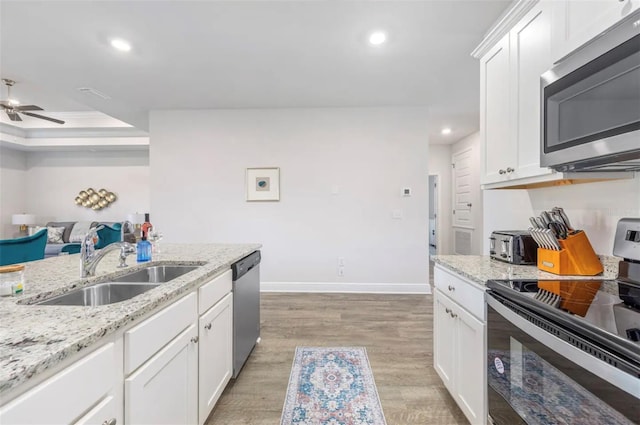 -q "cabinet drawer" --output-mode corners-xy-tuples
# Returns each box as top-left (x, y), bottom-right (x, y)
(74, 395), (117, 425)
(434, 266), (485, 321)
(0, 343), (115, 425)
(198, 269), (232, 315)
(125, 292), (197, 375)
